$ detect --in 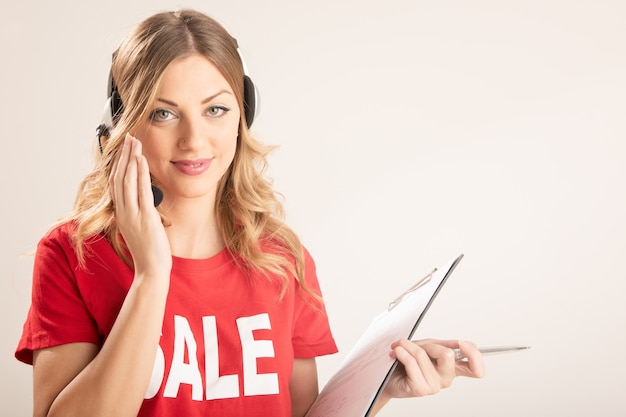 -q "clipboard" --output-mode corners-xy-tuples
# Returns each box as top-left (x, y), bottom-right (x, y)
(305, 254), (464, 417)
